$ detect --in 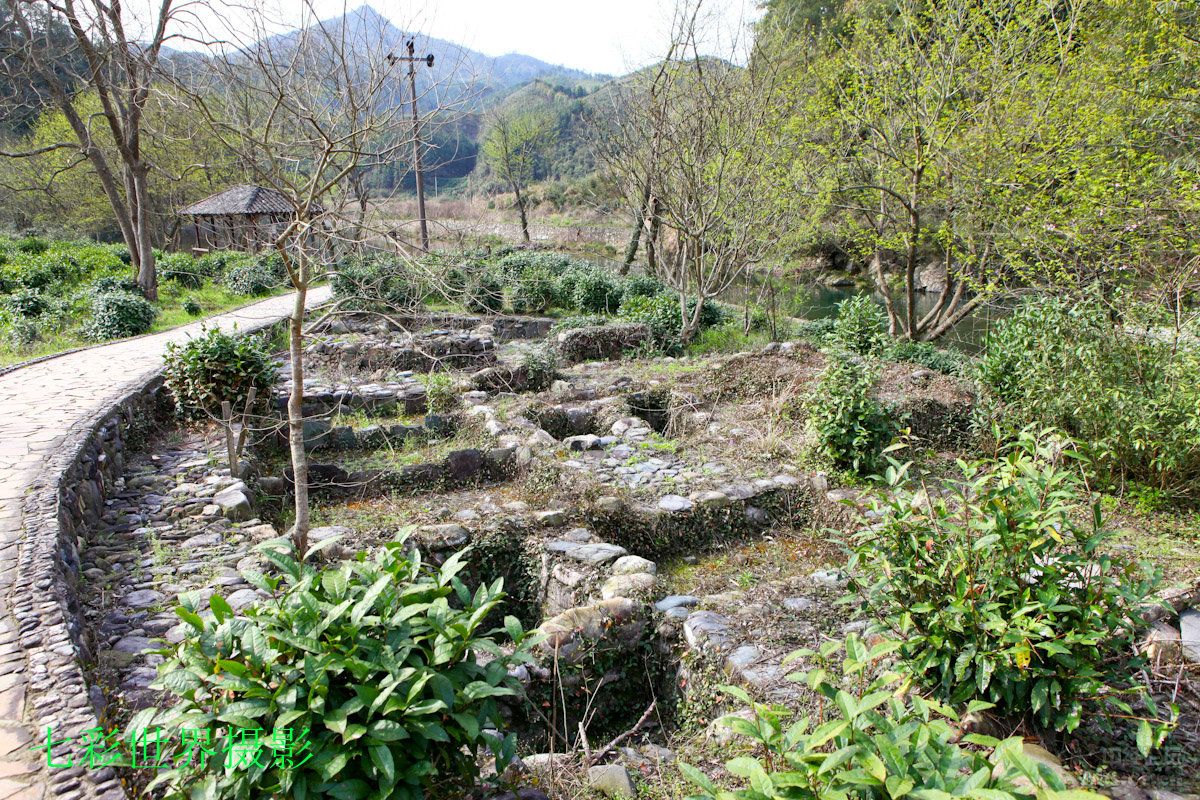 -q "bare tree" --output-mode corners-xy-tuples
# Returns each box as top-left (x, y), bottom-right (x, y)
(0, 0), (202, 299)
(593, 3), (794, 344)
(173, 1), (438, 553)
